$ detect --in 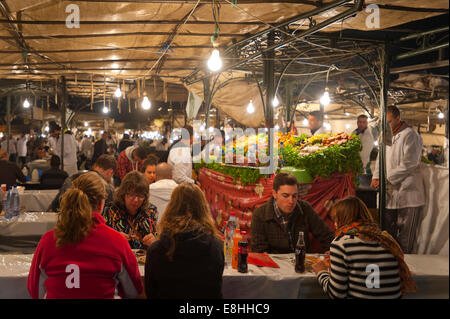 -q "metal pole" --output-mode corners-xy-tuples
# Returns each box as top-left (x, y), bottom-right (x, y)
(60, 77), (66, 172)
(203, 77), (212, 129)
(6, 95), (11, 154)
(264, 31), (275, 129)
(379, 42), (390, 229)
